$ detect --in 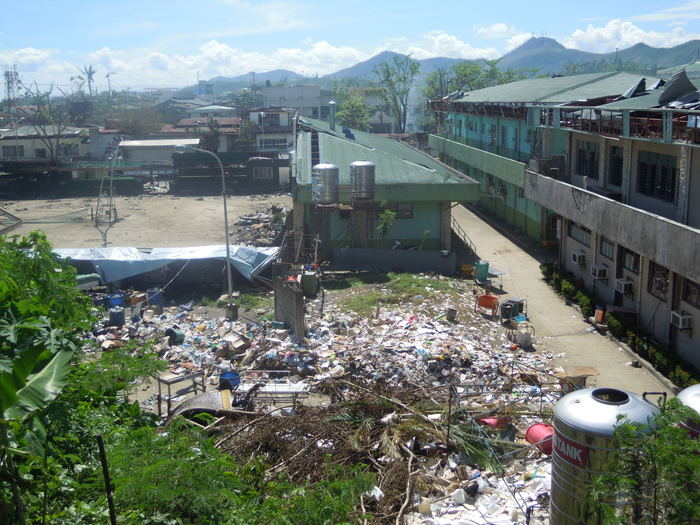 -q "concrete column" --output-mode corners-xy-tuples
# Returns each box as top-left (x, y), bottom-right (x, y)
(675, 145), (690, 224)
(621, 138), (633, 204)
(293, 201), (305, 236)
(440, 202), (451, 251)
